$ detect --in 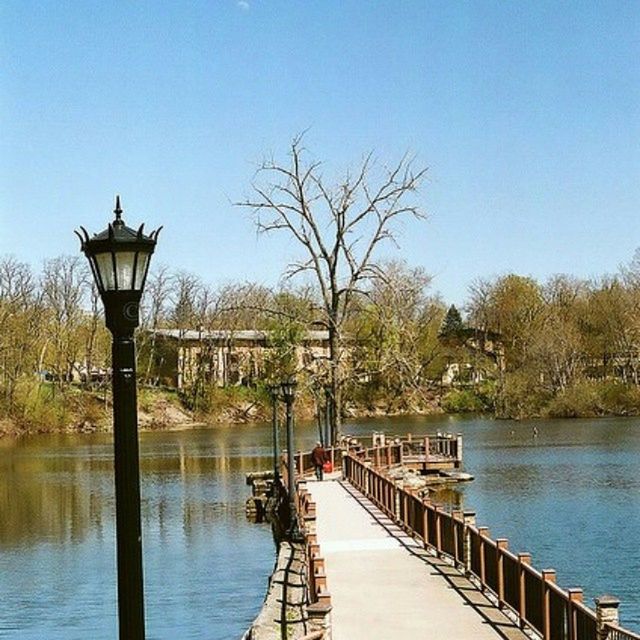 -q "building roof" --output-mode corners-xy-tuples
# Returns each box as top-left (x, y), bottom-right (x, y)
(149, 328), (329, 342)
